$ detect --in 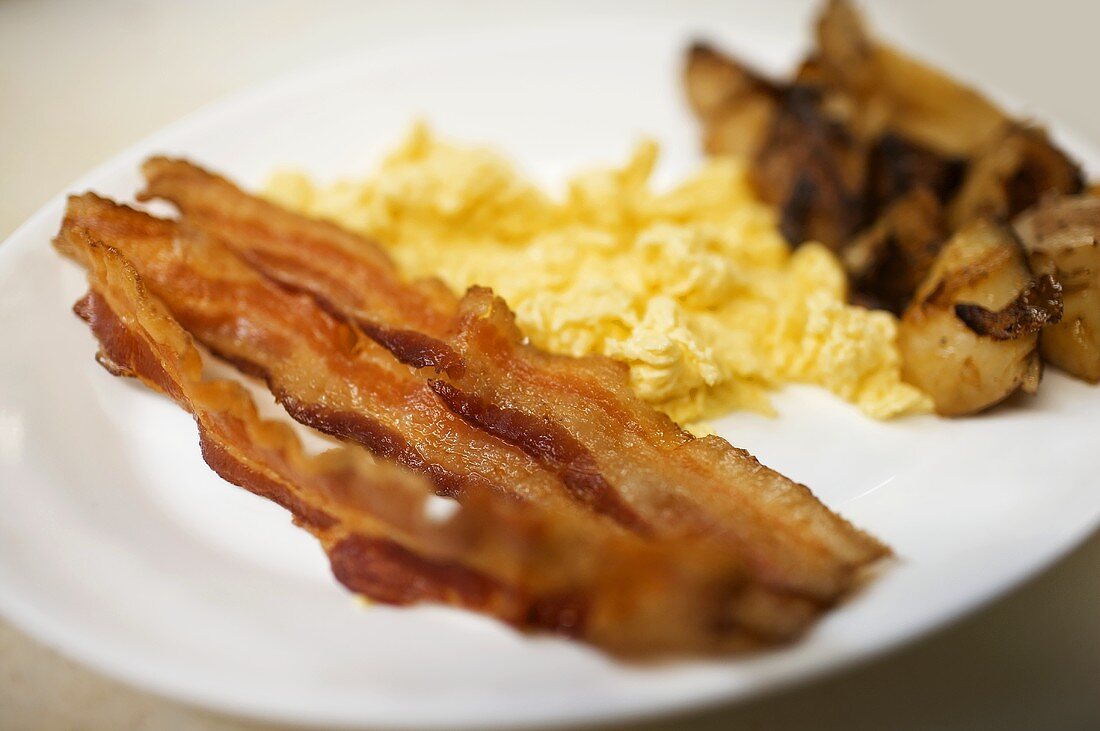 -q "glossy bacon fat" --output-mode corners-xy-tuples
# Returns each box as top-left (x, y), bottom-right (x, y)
(61, 232), (832, 656)
(140, 157), (888, 601)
